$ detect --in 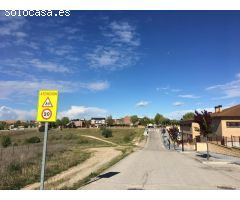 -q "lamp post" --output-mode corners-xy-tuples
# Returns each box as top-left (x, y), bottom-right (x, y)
(181, 119), (184, 152)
